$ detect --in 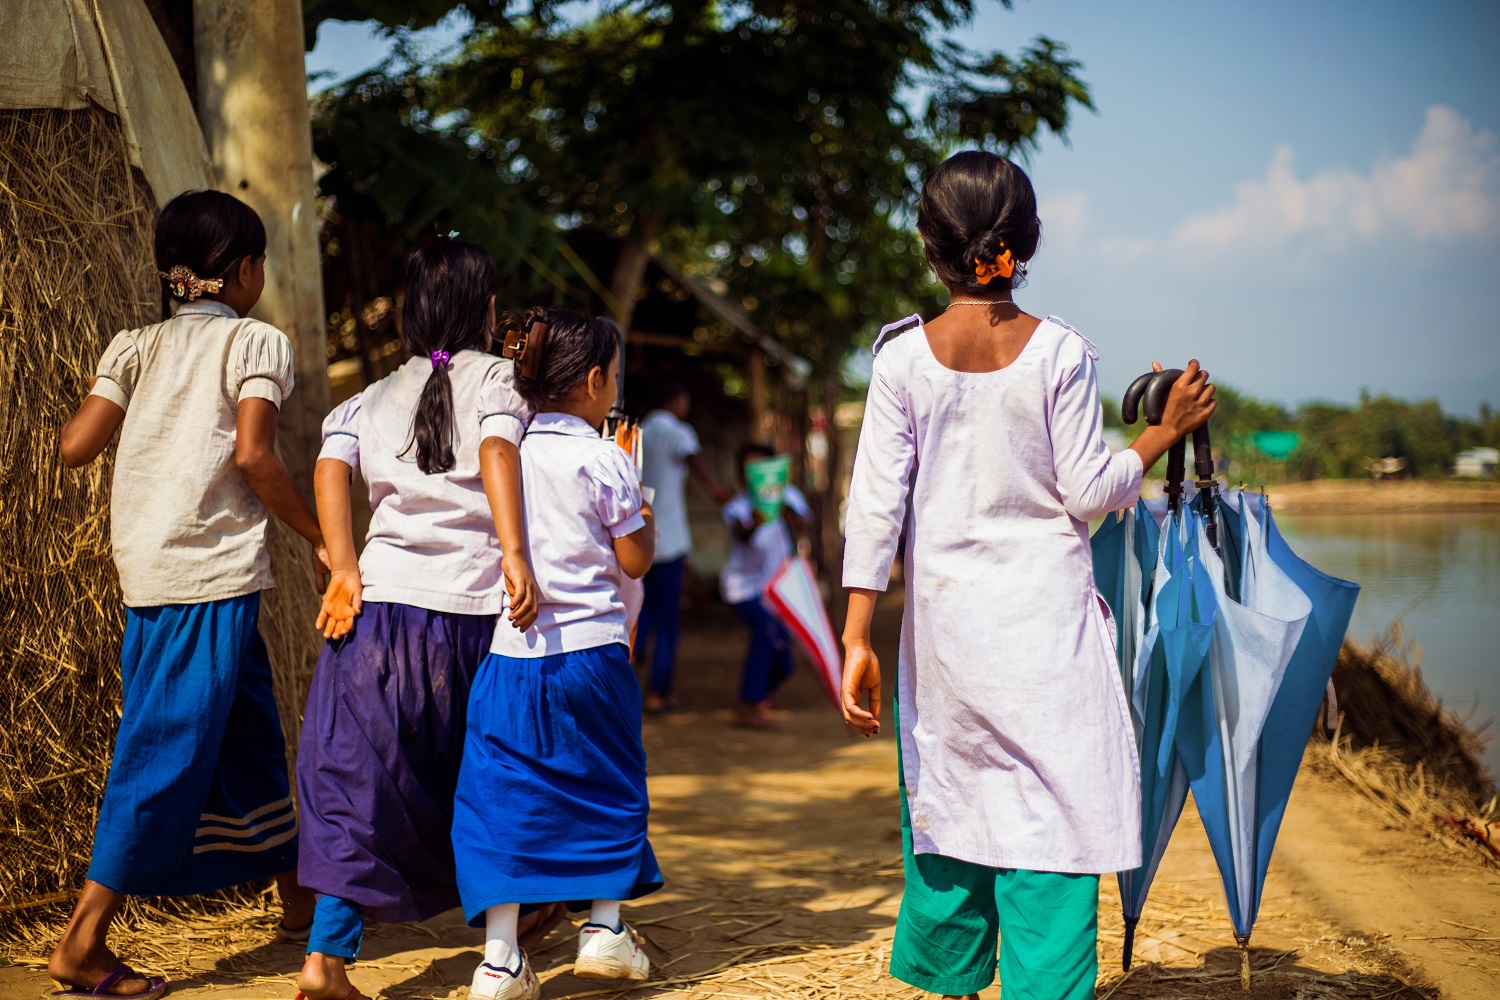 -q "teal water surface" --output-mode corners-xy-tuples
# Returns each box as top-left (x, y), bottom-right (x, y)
(1276, 511), (1500, 776)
